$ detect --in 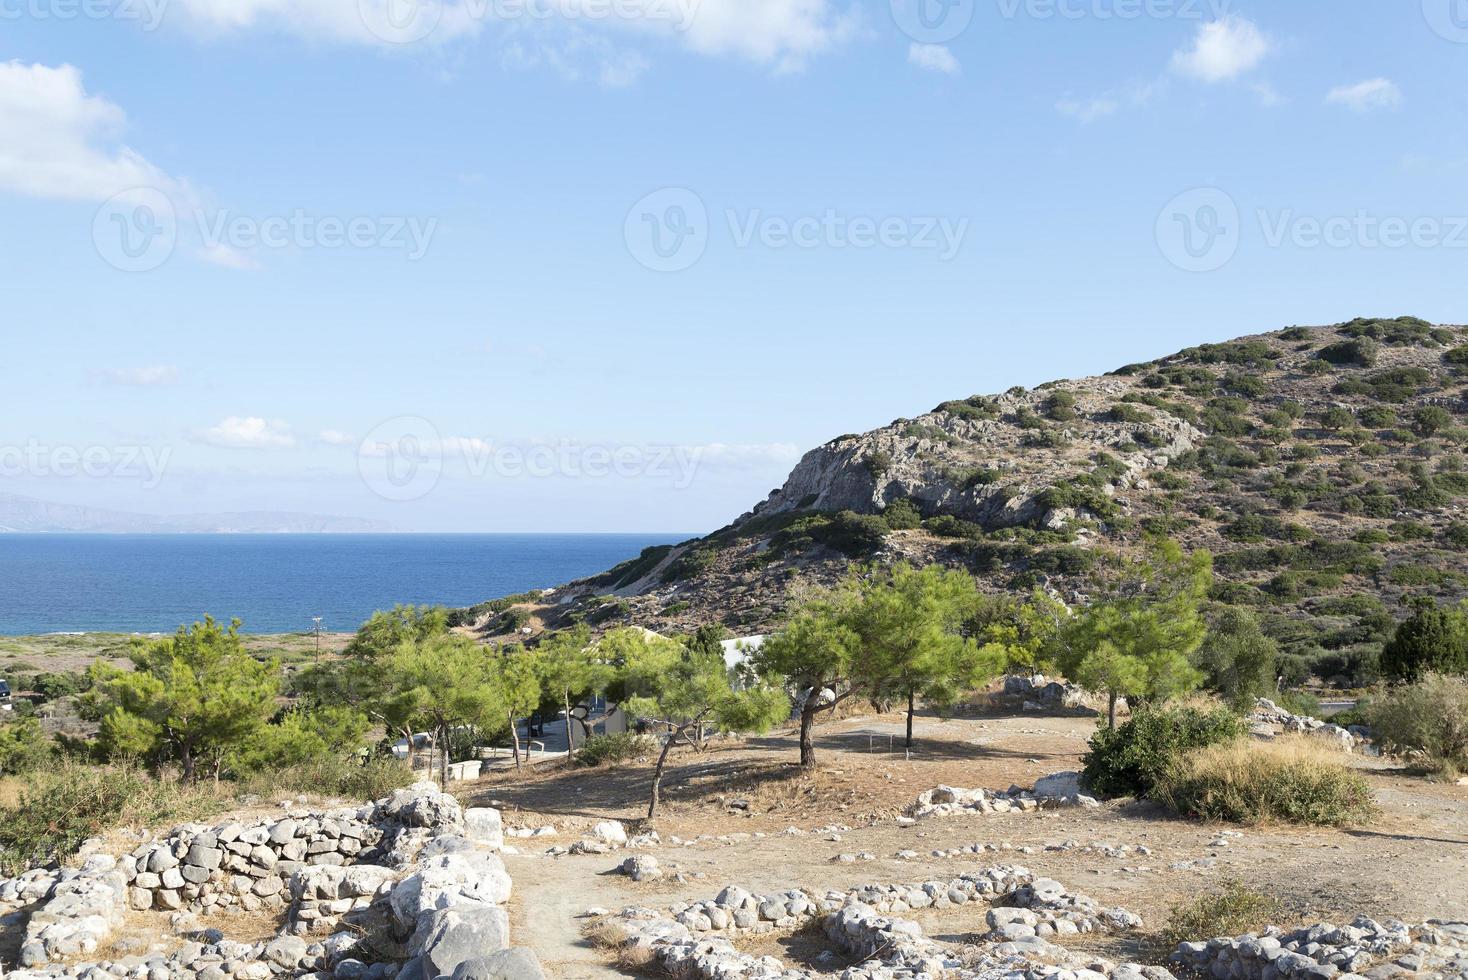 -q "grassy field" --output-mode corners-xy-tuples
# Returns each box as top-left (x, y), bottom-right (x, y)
(0, 631), (355, 676)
